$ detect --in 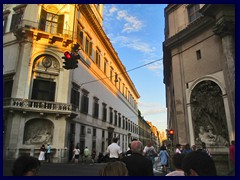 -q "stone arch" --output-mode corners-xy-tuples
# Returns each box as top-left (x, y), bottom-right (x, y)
(32, 53), (61, 73)
(23, 118), (54, 145)
(190, 80), (229, 147)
